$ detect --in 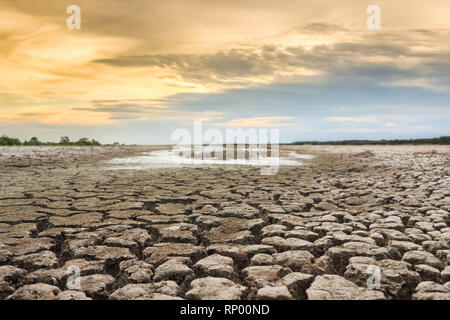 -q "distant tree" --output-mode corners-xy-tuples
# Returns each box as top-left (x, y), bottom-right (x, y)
(0, 135), (103, 146)
(60, 136), (71, 145)
(25, 137), (41, 146)
(290, 136), (450, 146)
(76, 138), (90, 145)
(438, 136), (450, 144)
(0, 135), (22, 146)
